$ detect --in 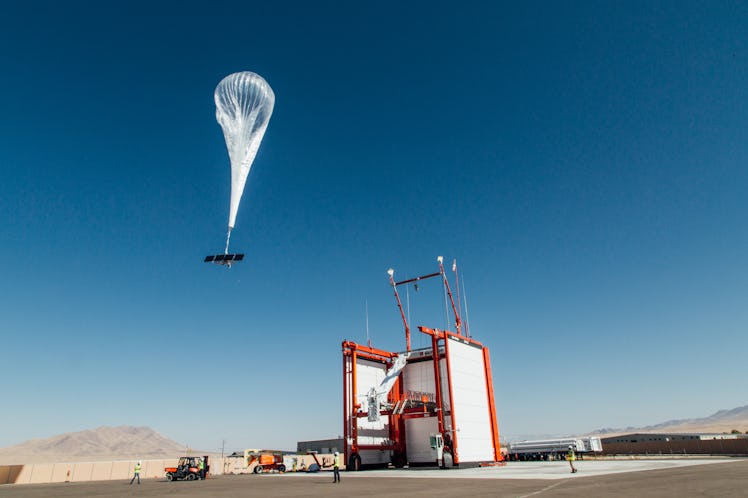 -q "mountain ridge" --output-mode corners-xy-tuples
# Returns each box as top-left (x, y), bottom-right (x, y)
(0, 425), (188, 465)
(592, 404), (748, 436)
